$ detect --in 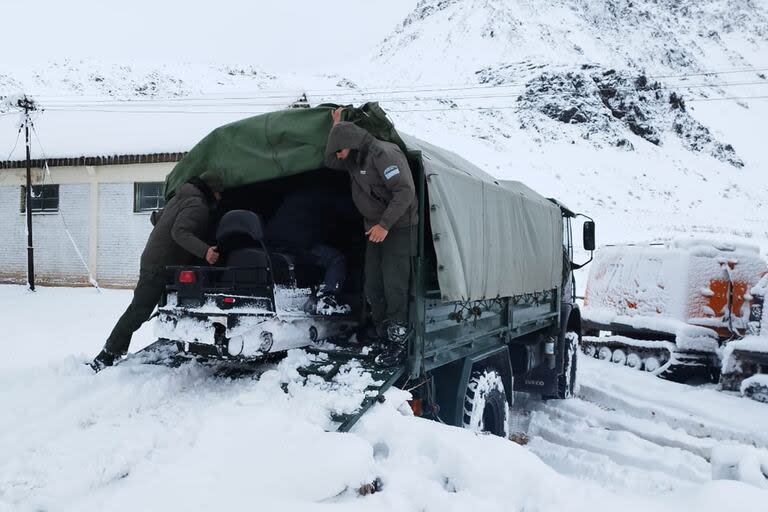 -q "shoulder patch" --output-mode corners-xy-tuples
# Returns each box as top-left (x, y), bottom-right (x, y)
(383, 165), (400, 180)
